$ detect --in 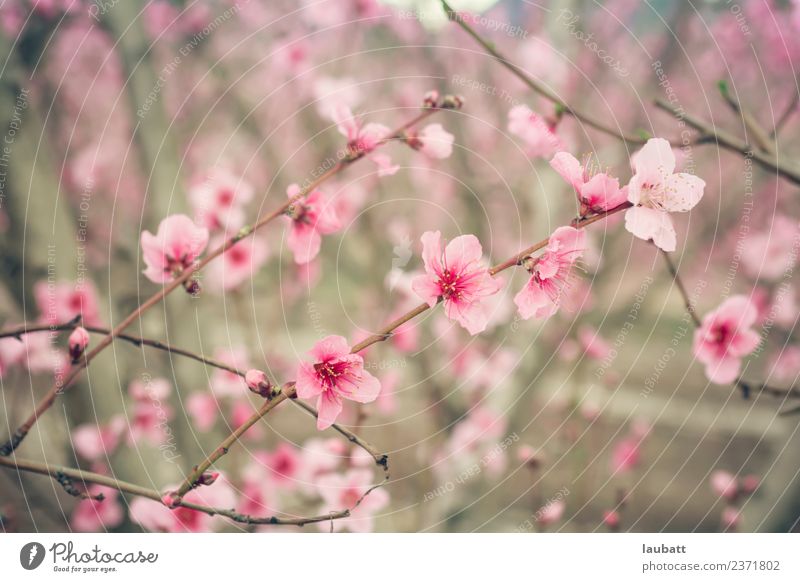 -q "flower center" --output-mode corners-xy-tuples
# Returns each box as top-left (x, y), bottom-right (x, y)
(314, 359), (351, 390)
(439, 268), (462, 300)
